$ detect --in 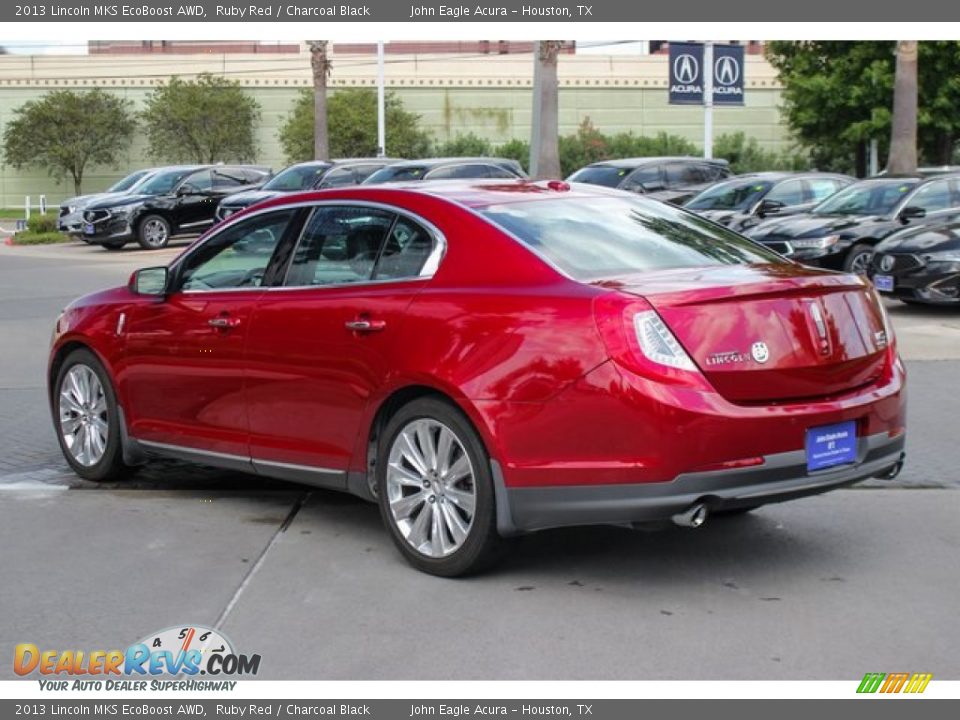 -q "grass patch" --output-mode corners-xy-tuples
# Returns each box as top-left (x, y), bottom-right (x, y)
(0, 209), (29, 220)
(11, 231), (70, 245)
